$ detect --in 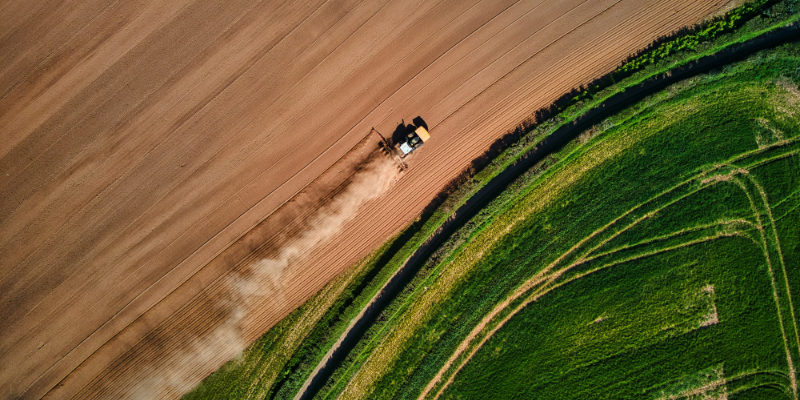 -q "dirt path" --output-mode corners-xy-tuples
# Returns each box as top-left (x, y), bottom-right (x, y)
(0, 0), (735, 398)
